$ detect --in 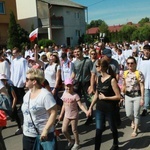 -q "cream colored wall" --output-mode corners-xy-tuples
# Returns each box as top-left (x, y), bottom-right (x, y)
(15, 0), (37, 19)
